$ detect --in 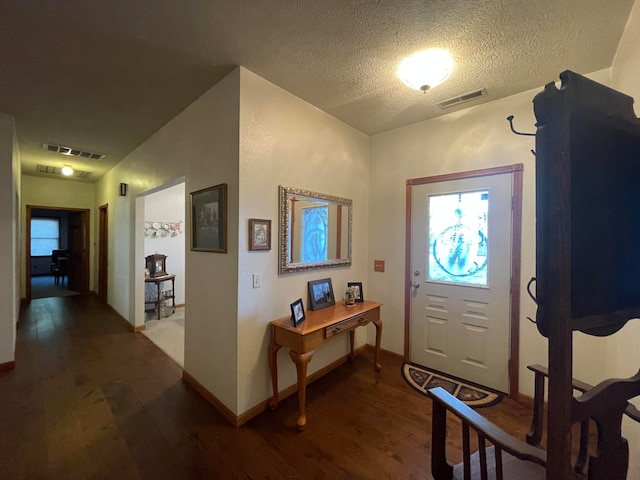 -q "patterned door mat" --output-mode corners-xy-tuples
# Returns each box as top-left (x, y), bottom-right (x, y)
(402, 363), (503, 408)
